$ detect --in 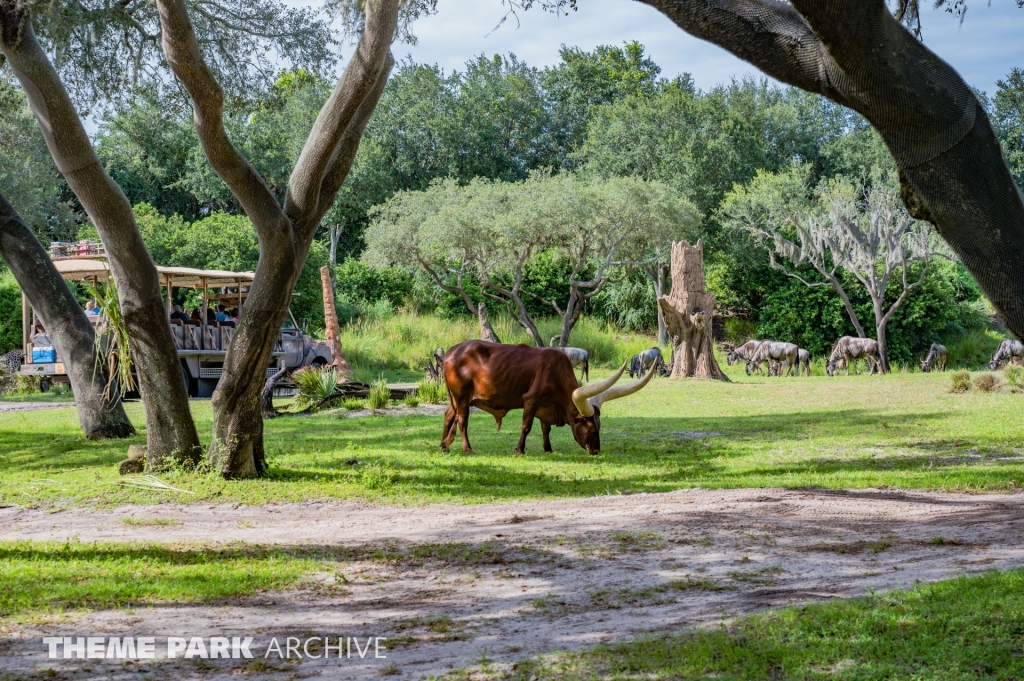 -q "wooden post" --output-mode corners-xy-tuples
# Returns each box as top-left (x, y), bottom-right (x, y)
(657, 240), (729, 381)
(165, 276), (173, 313)
(320, 265), (350, 380)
